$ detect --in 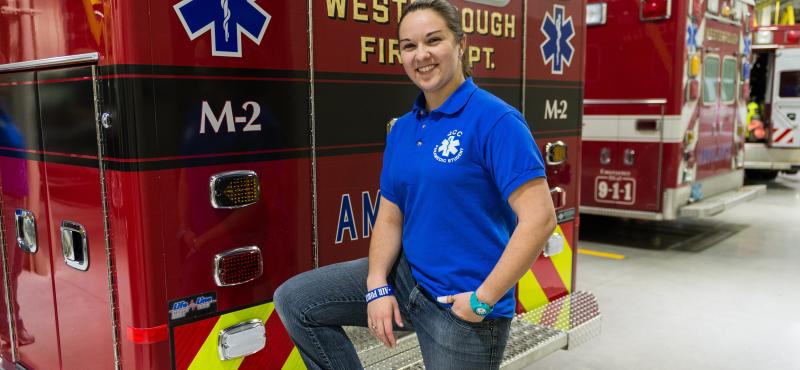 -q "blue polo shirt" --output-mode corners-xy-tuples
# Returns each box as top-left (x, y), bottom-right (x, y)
(380, 78), (546, 319)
